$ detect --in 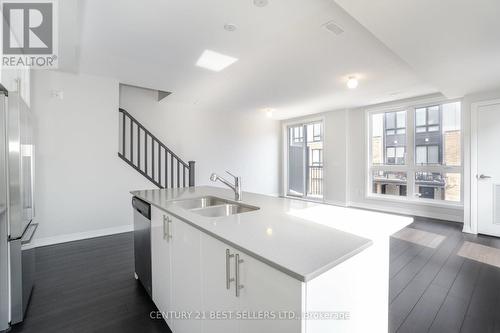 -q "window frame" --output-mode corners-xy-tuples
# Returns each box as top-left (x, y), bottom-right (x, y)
(366, 98), (463, 207)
